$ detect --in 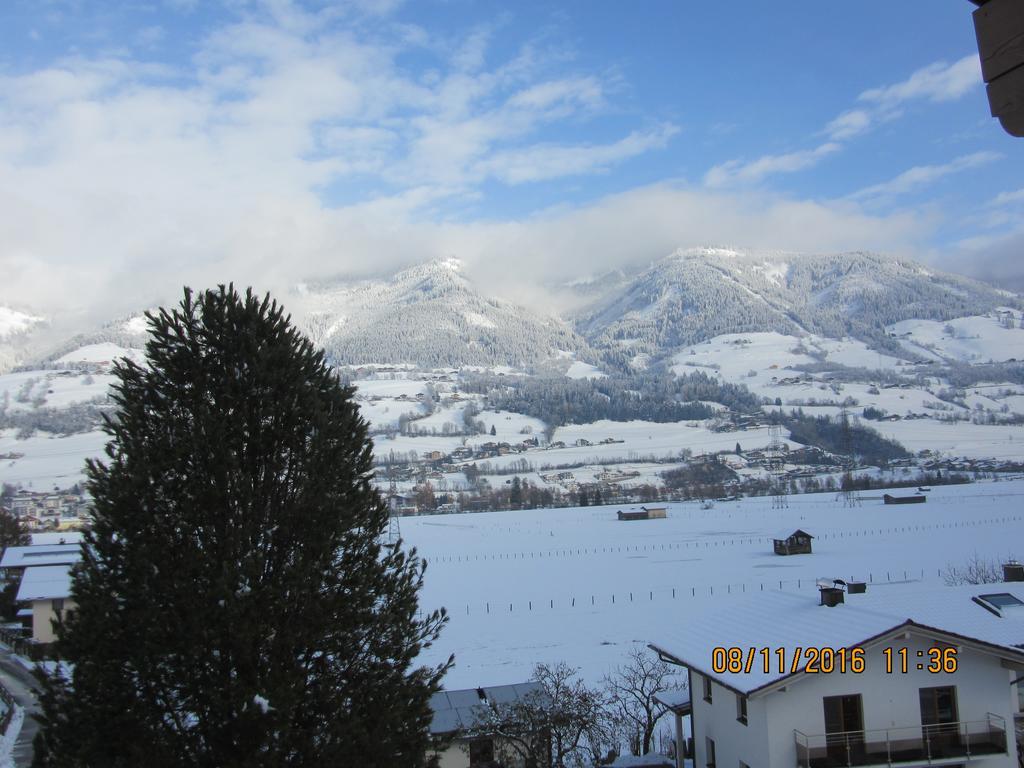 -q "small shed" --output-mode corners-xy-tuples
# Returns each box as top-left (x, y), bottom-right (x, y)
(884, 493), (926, 505)
(617, 506), (667, 521)
(773, 529), (813, 556)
